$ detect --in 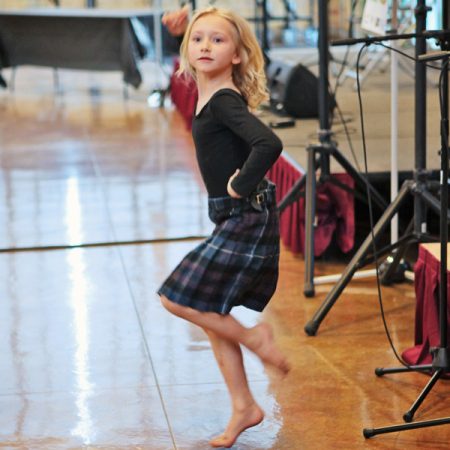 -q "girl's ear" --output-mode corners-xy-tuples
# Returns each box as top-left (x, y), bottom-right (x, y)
(232, 54), (241, 65)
